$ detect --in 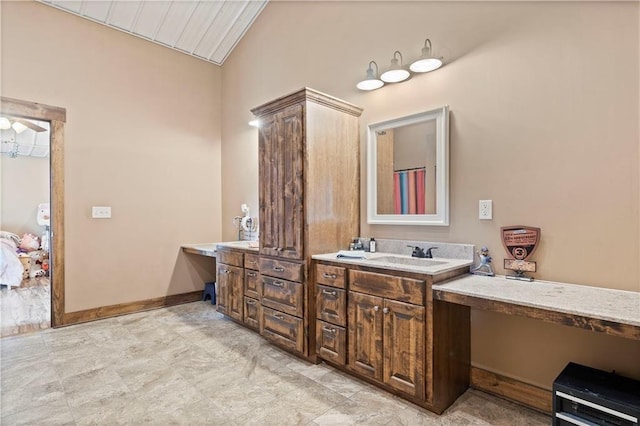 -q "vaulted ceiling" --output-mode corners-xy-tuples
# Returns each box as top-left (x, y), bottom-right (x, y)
(37, 0), (268, 66)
